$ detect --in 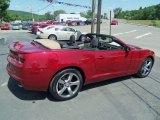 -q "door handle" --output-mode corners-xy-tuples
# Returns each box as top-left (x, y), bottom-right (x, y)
(97, 56), (104, 59)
